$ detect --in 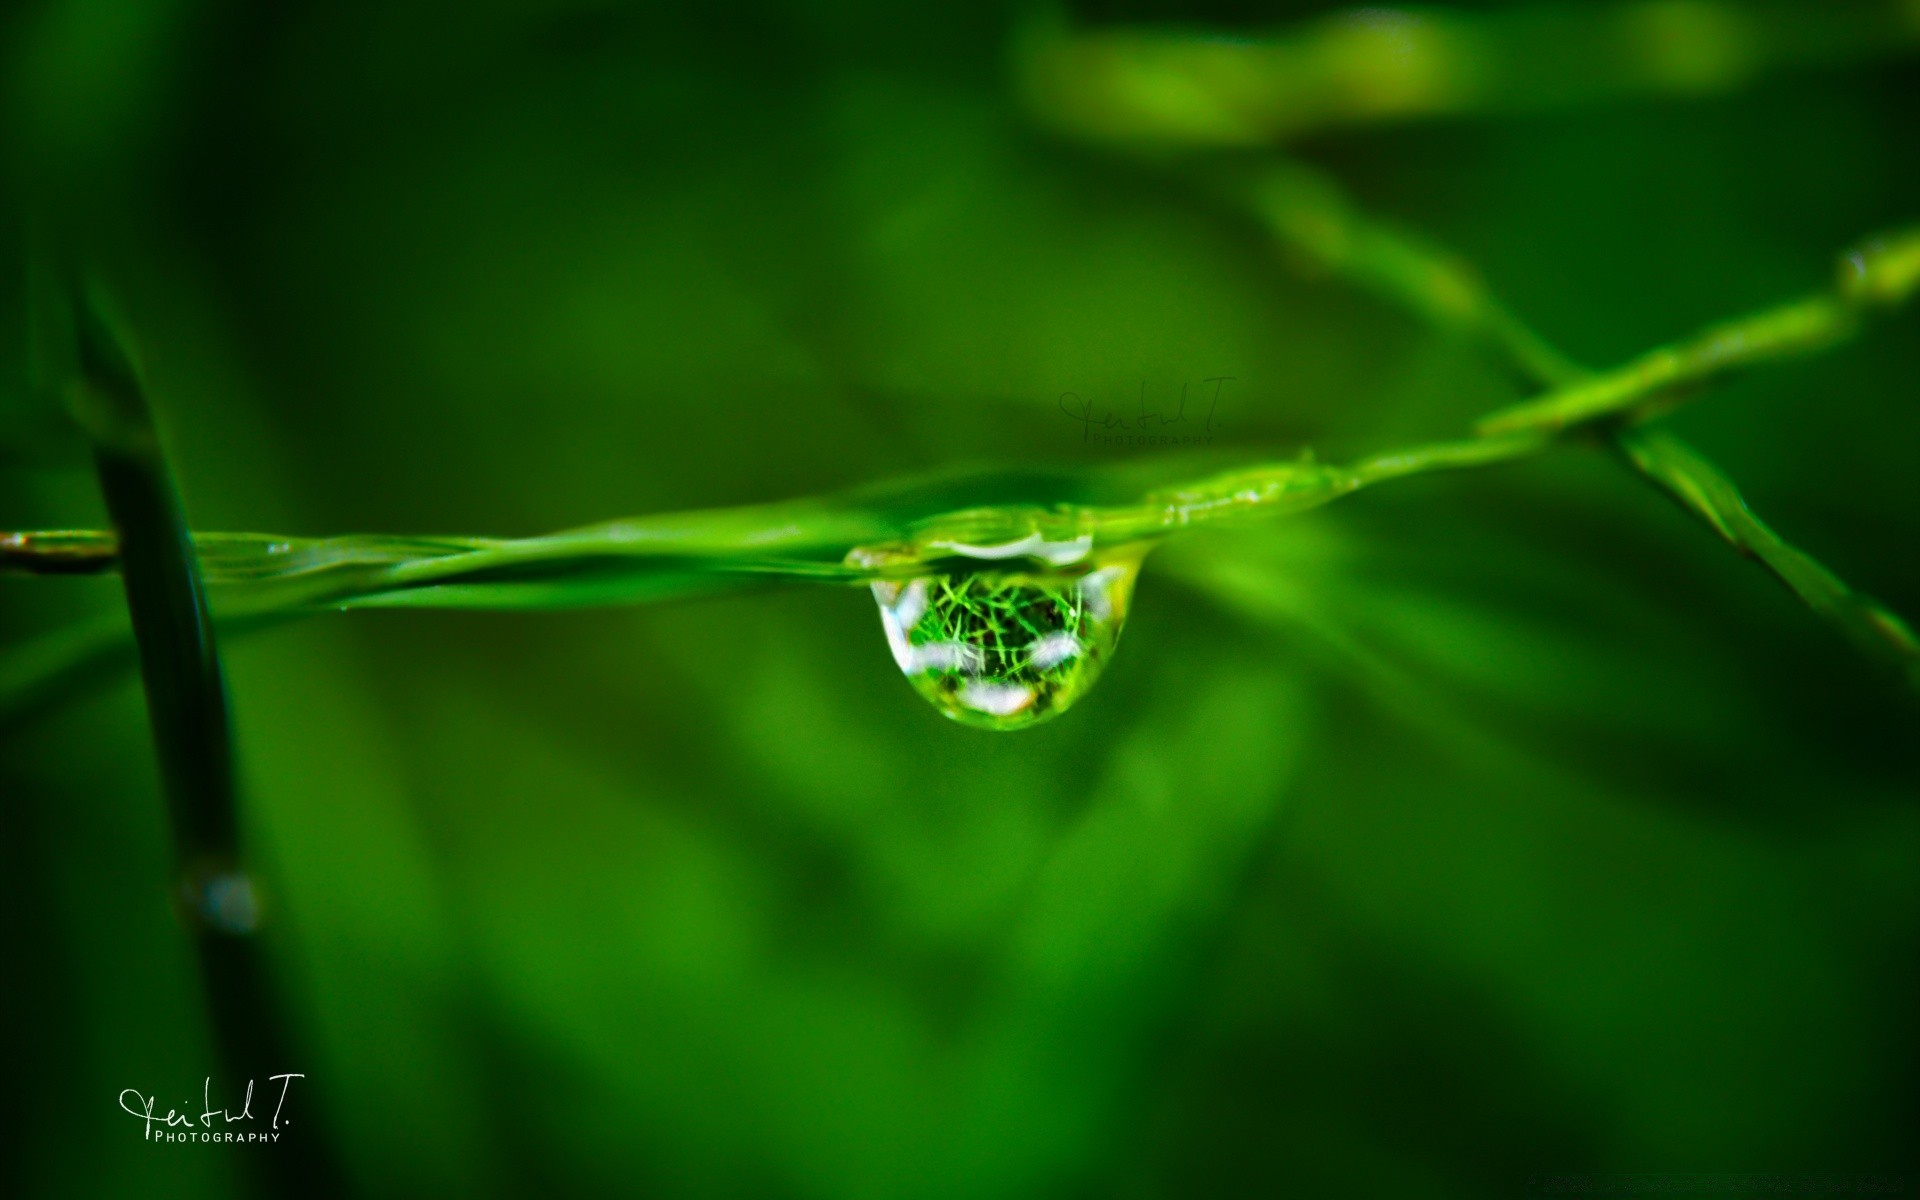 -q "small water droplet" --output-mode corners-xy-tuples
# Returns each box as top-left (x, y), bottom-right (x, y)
(850, 539), (1146, 730)
(176, 859), (261, 935)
